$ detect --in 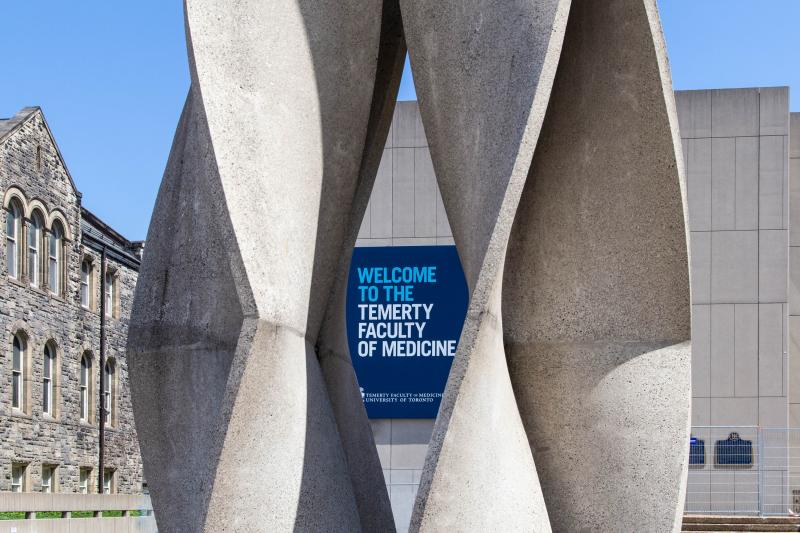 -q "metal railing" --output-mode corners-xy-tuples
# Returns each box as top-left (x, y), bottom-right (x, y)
(0, 493), (156, 532)
(685, 426), (800, 517)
